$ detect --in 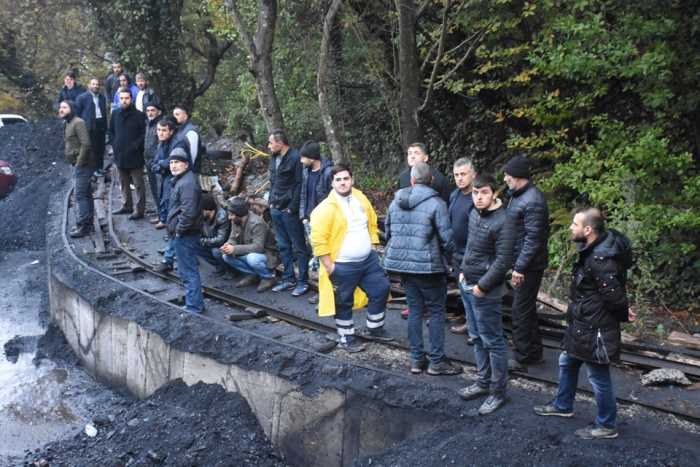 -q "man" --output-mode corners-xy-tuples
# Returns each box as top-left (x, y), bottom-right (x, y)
(59, 100), (95, 238)
(457, 174), (514, 414)
(57, 72), (86, 107)
(503, 153), (550, 371)
(397, 143), (452, 202)
(384, 162), (459, 375)
(166, 150), (204, 314)
(310, 164), (392, 353)
(104, 61), (128, 106)
(268, 129), (310, 296)
(144, 102), (163, 215)
(298, 141), (333, 304)
(111, 74), (138, 112)
(134, 72), (160, 112)
(198, 193), (230, 273)
(109, 88), (146, 219)
(534, 208), (631, 440)
(75, 77), (108, 176)
(218, 197), (278, 292)
(448, 157), (476, 334)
